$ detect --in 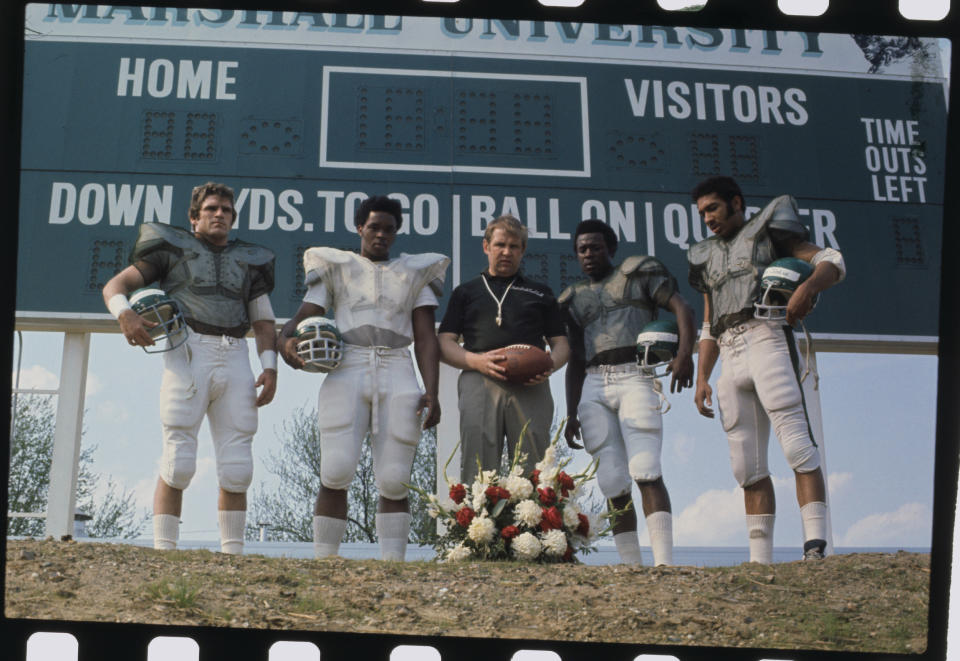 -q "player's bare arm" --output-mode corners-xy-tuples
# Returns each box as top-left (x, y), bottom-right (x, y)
(786, 241), (844, 325)
(694, 293), (718, 418)
(665, 292), (696, 394)
(412, 305), (442, 429)
(102, 265), (157, 348)
(252, 318), (277, 406)
(279, 301), (326, 369)
(438, 331), (507, 380)
(523, 334), (569, 386)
